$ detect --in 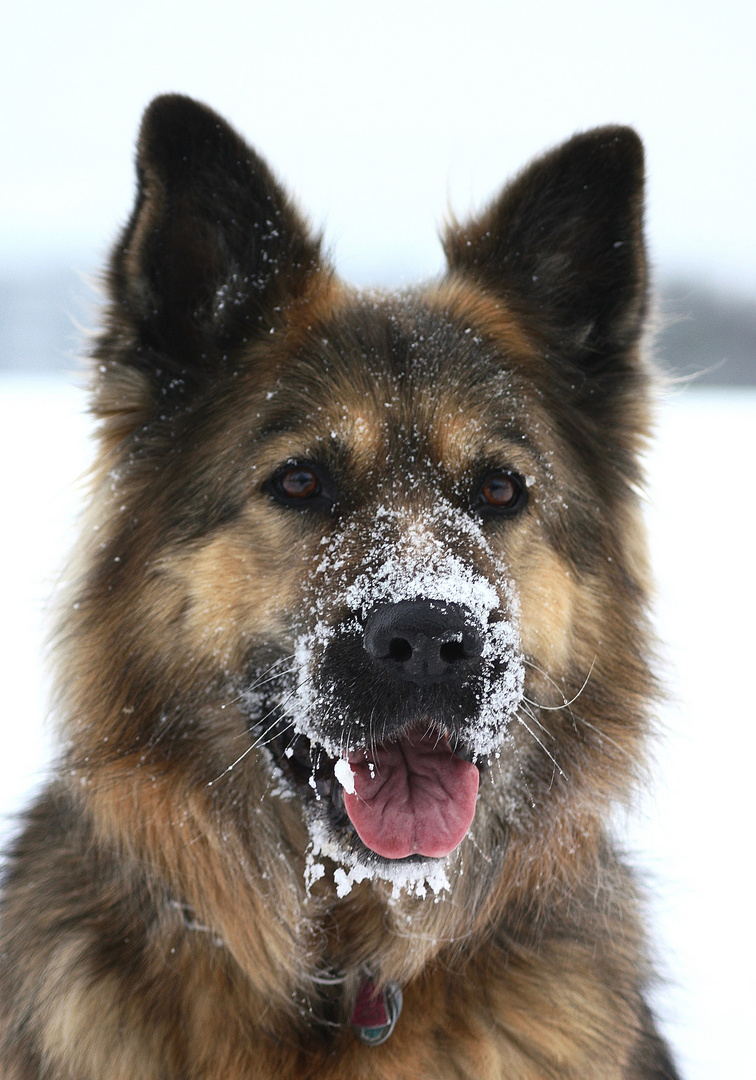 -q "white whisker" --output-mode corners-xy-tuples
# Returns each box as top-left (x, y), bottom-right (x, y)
(515, 713), (566, 780)
(571, 714), (633, 760)
(220, 654), (296, 709)
(208, 680), (308, 786)
(523, 655), (597, 711)
(520, 700), (554, 739)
